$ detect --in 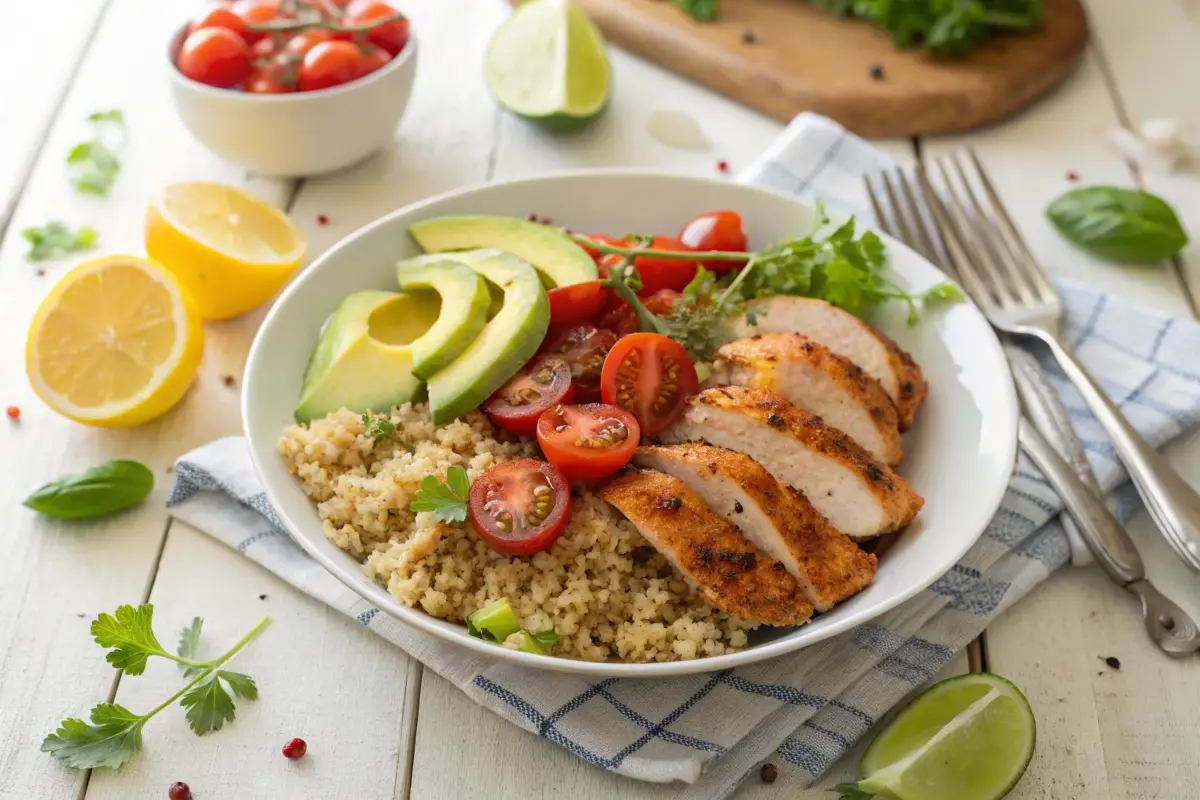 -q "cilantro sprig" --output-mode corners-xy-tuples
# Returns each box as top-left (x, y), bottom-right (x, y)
(42, 604), (269, 770)
(577, 206), (963, 362)
(67, 109), (125, 196)
(361, 411), (415, 452)
(409, 465), (470, 524)
(21, 221), (99, 262)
